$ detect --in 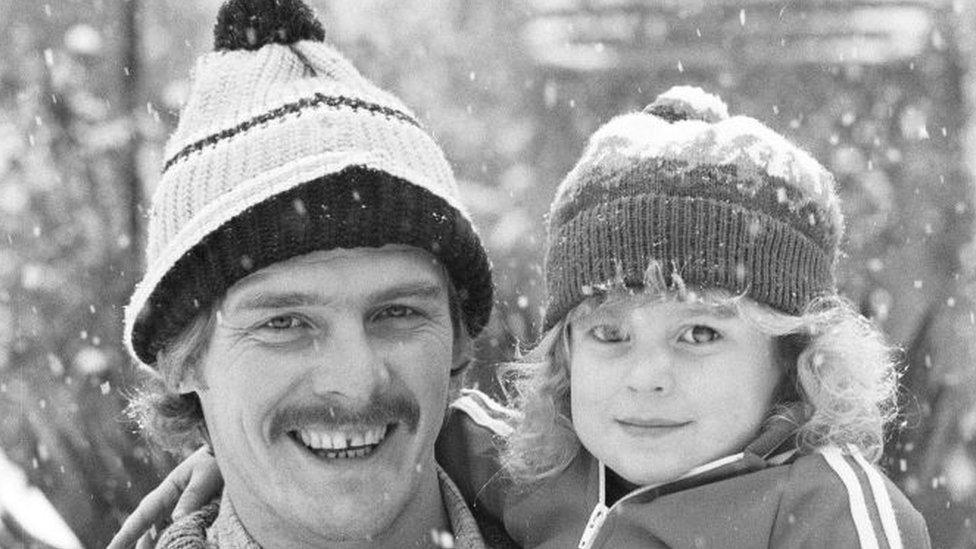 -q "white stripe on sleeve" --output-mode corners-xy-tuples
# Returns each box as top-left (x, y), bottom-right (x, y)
(460, 388), (518, 418)
(450, 395), (514, 437)
(848, 445), (903, 549)
(820, 446), (880, 549)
